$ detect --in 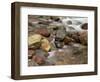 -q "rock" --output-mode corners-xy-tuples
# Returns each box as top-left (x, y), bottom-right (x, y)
(55, 41), (64, 48)
(30, 49), (49, 65)
(38, 20), (51, 25)
(43, 60), (55, 65)
(50, 16), (61, 22)
(67, 26), (76, 31)
(50, 42), (57, 51)
(48, 49), (73, 65)
(41, 38), (51, 52)
(28, 49), (35, 59)
(34, 28), (50, 37)
(28, 34), (42, 46)
(29, 42), (41, 49)
(32, 55), (46, 65)
(35, 49), (49, 57)
(81, 23), (88, 30)
(63, 36), (75, 44)
(55, 29), (66, 41)
(49, 22), (65, 30)
(48, 25), (59, 31)
(67, 32), (80, 43)
(78, 31), (87, 45)
(66, 20), (72, 25)
(28, 60), (38, 66)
